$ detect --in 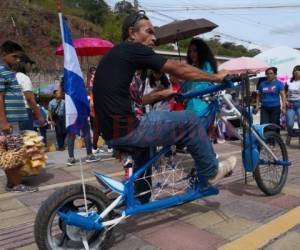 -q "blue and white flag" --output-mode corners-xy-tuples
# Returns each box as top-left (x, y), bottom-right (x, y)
(58, 14), (90, 135)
